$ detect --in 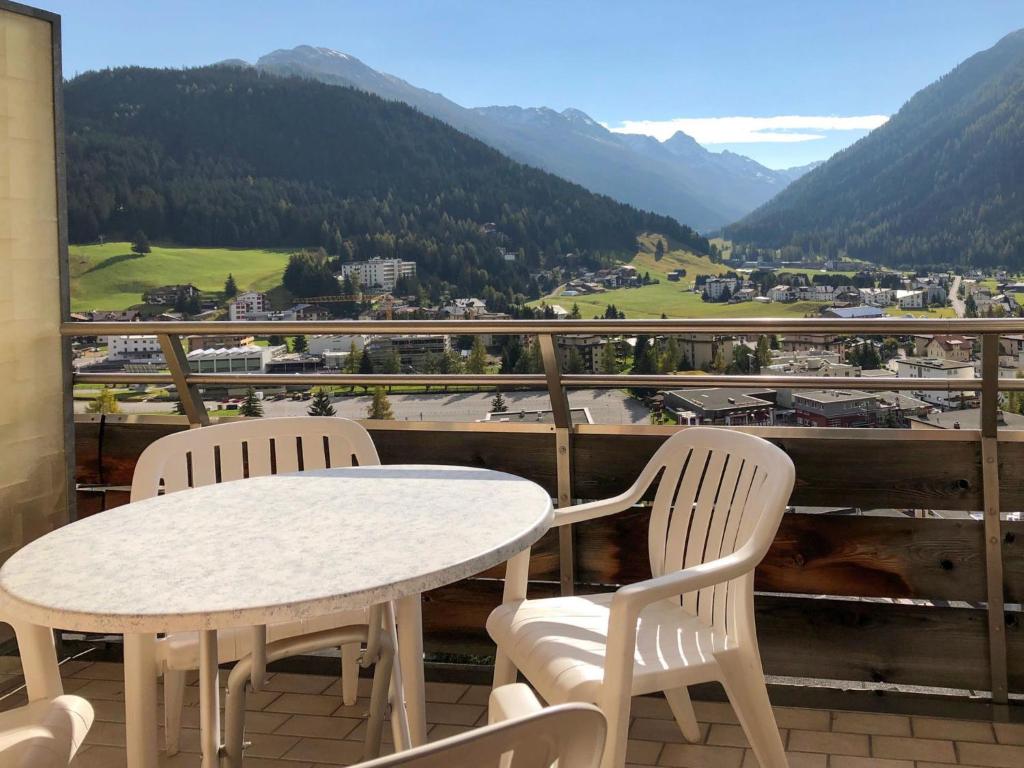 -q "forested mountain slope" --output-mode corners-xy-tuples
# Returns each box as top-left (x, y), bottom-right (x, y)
(65, 65), (706, 300)
(726, 29), (1024, 269)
